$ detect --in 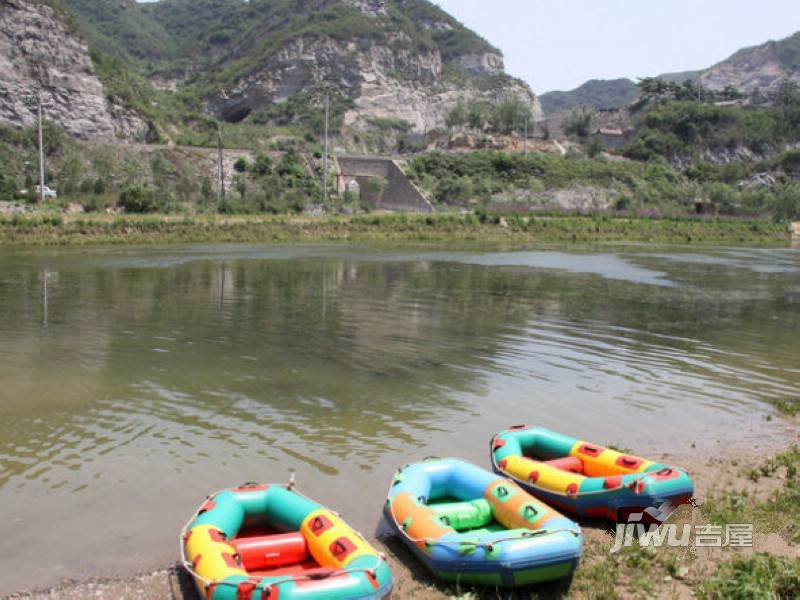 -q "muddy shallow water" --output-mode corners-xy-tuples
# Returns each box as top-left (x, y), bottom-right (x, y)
(0, 243), (798, 594)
